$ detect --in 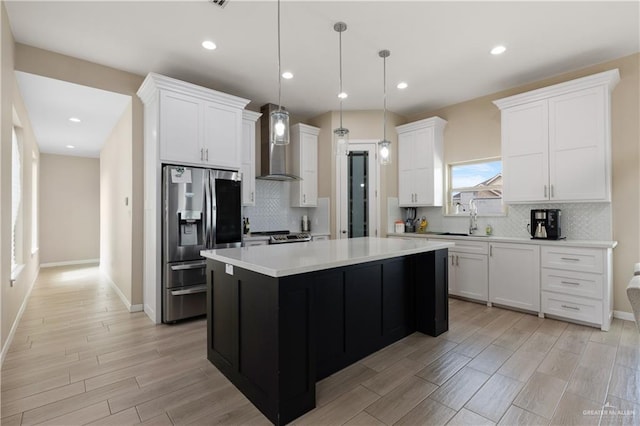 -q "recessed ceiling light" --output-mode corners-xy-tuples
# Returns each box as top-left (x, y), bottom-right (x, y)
(282, 71), (293, 79)
(491, 45), (507, 55)
(338, 92), (348, 99)
(397, 82), (408, 89)
(202, 40), (217, 50)
(69, 117), (81, 123)
(66, 145), (75, 149)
